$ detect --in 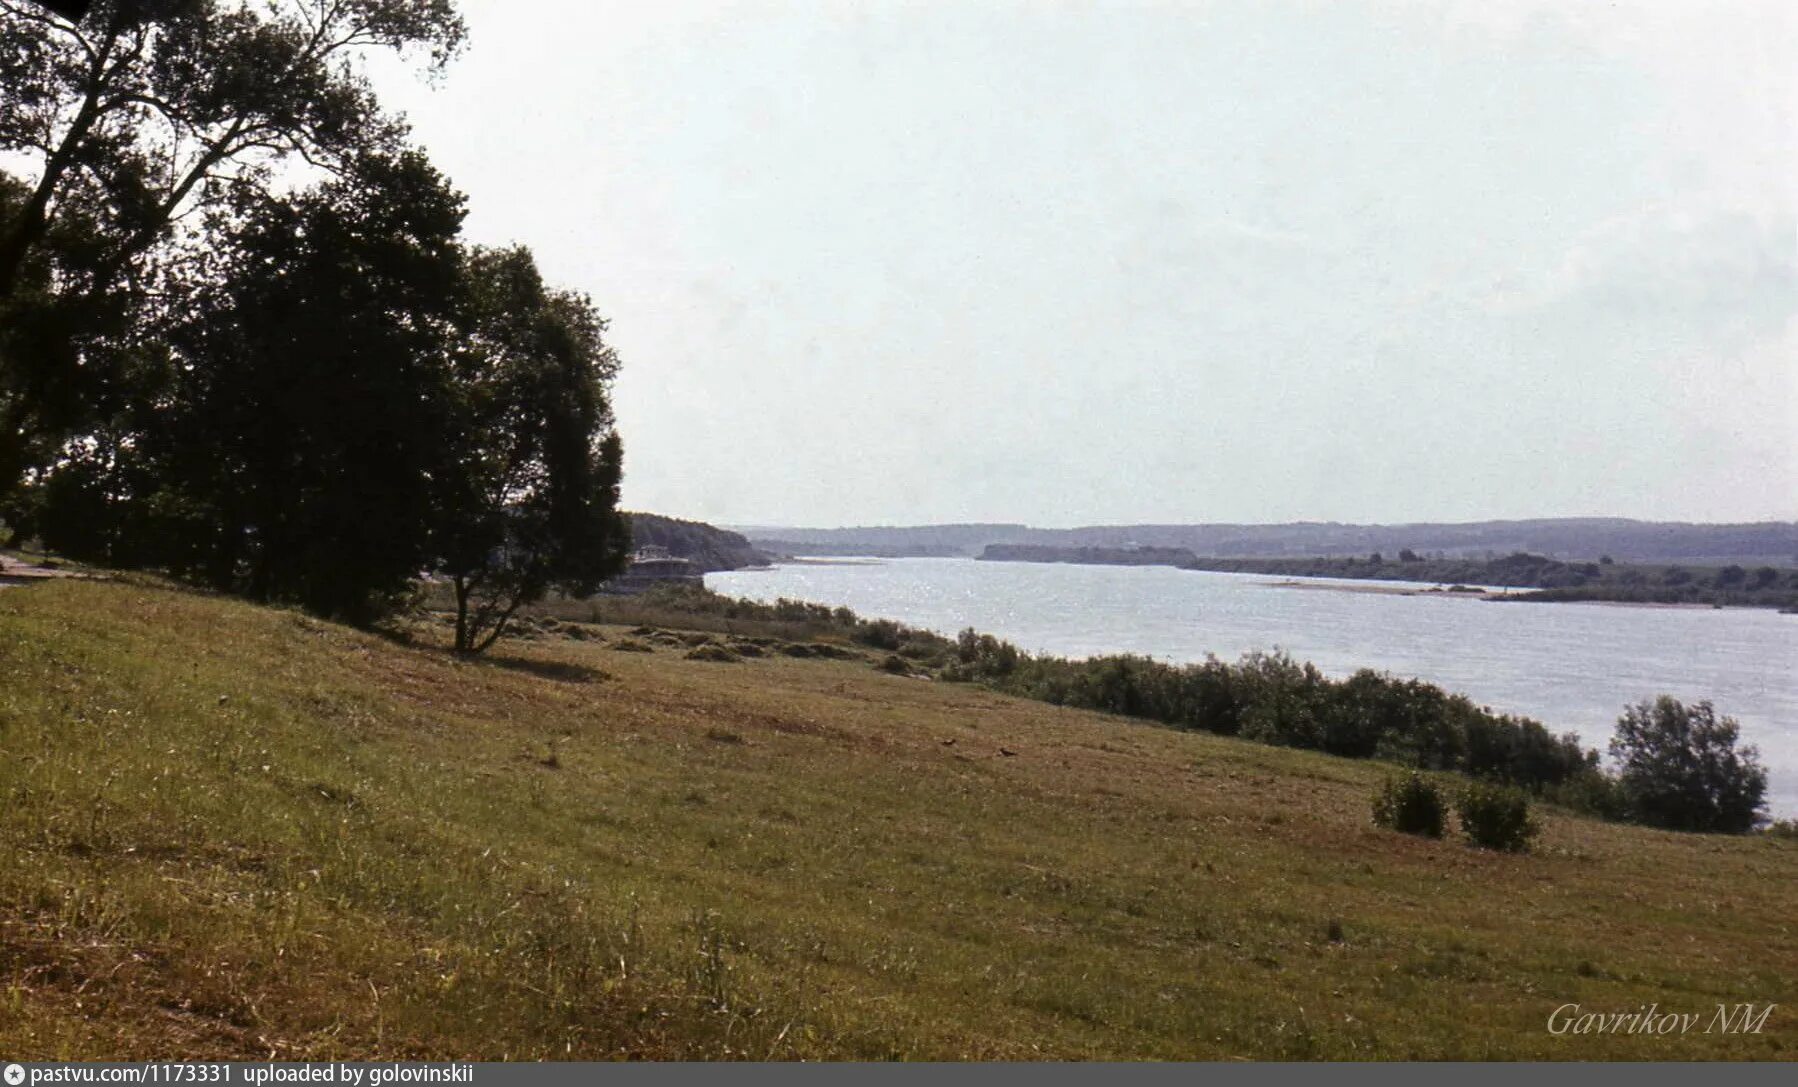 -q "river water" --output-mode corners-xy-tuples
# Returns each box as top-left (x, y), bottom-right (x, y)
(708, 557), (1798, 815)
